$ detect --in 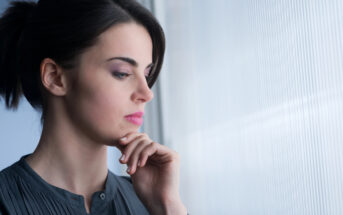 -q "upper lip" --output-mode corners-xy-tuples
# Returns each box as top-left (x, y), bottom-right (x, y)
(125, 111), (144, 118)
